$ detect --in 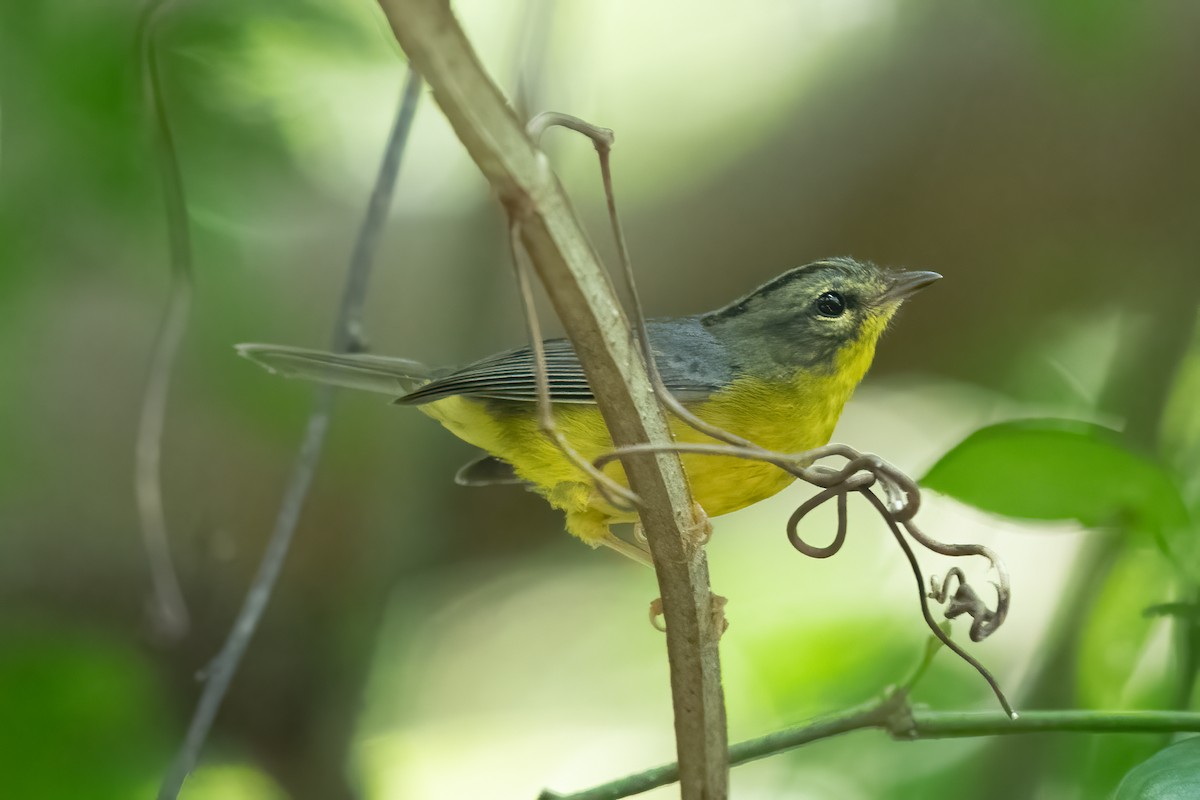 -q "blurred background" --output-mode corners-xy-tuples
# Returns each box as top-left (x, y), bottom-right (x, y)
(2, 0), (1199, 798)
